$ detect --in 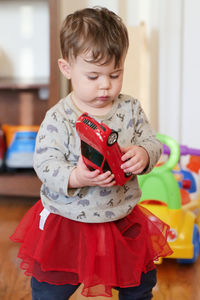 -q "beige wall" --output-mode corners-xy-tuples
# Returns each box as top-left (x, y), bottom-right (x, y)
(121, 24), (149, 123)
(59, 0), (87, 22)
